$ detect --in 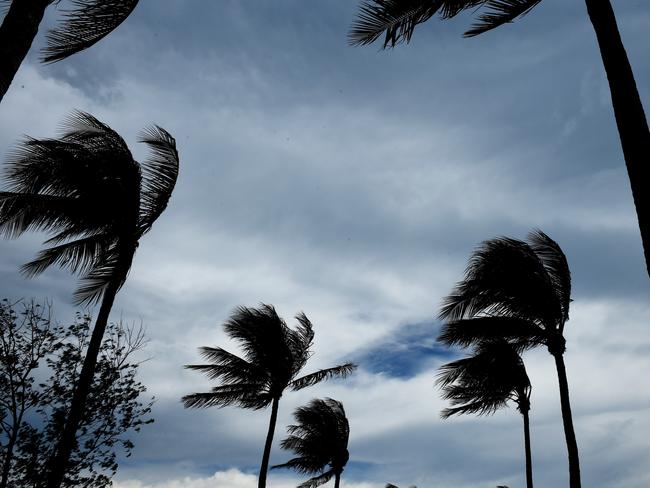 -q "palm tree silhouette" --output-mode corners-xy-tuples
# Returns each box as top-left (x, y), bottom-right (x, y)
(0, 0), (139, 102)
(349, 0), (650, 278)
(273, 398), (350, 488)
(182, 305), (357, 488)
(437, 340), (534, 488)
(0, 111), (179, 488)
(437, 230), (580, 487)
